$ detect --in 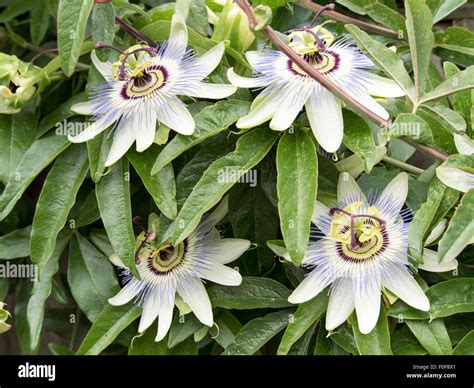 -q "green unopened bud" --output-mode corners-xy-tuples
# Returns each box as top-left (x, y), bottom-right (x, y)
(0, 302), (11, 334)
(208, 0), (255, 52)
(254, 5), (272, 31)
(336, 146), (387, 177)
(0, 53), (46, 114)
